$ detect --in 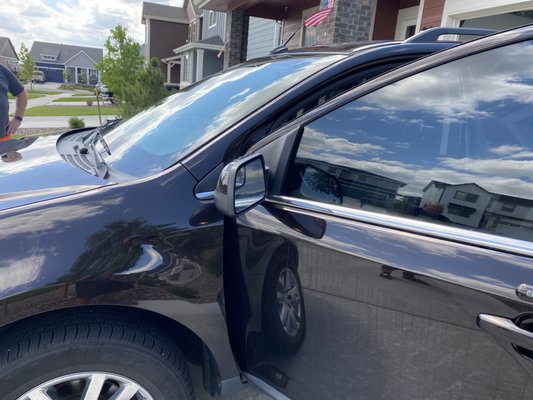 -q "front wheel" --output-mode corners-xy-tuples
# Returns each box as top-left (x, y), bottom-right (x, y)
(263, 261), (306, 355)
(0, 311), (194, 400)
